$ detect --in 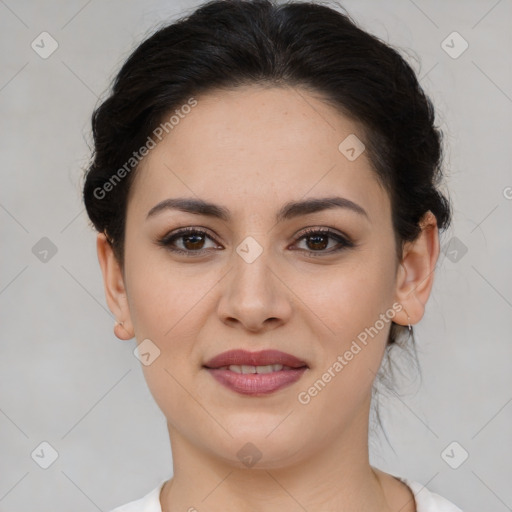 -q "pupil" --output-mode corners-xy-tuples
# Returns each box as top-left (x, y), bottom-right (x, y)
(184, 233), (204, 249)
(308, 234), (327, 250)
